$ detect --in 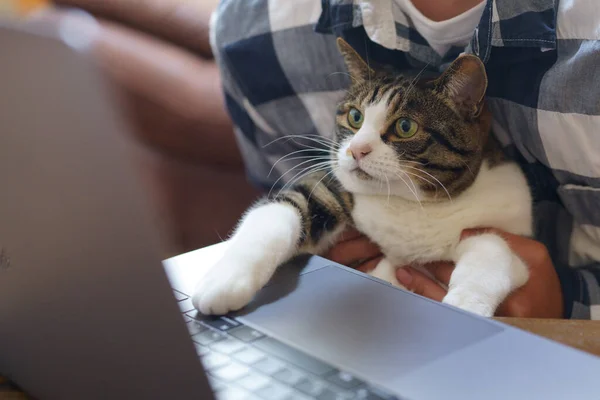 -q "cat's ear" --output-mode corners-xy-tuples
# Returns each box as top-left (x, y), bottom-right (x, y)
(336, 38), (374, 83)
(434, 54), (487, 118)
